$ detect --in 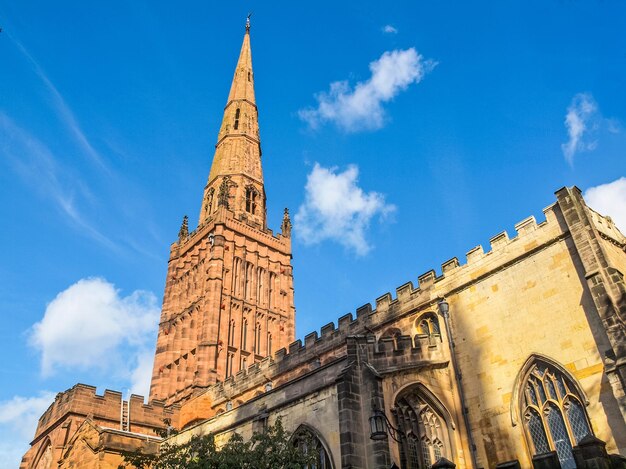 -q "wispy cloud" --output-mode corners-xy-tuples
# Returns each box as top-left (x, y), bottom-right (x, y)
(561, 93), (599, 164)
(0, 113), (118, 250)
(584, 177), (626, 234)
(29, 277), (159, 396)
(383, 25), (398, 34)
(8, 33), (109, 172)
(560, 92), (624, 165)
(299, 48), (436, 132)
(295, 163), (395, 255)
(0, 391), (56, 468)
